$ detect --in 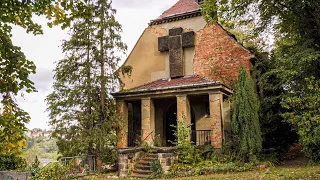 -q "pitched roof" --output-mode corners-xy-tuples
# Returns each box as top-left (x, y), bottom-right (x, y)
(114, 75), (220, 95)
(158, 0), (200, 19)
